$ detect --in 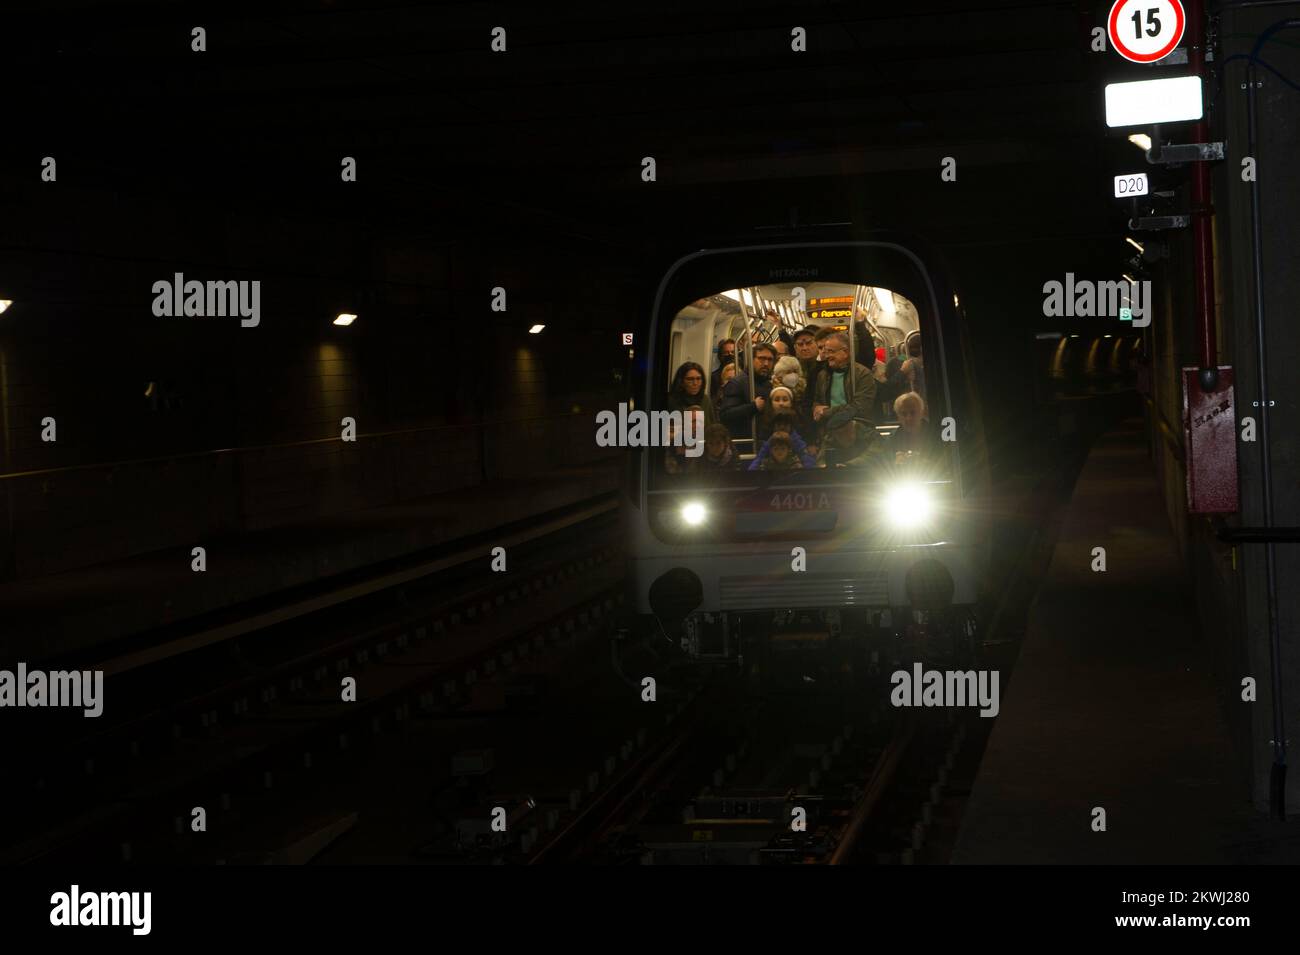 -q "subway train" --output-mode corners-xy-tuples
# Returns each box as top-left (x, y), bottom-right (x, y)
(619, 234), (992, 673)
